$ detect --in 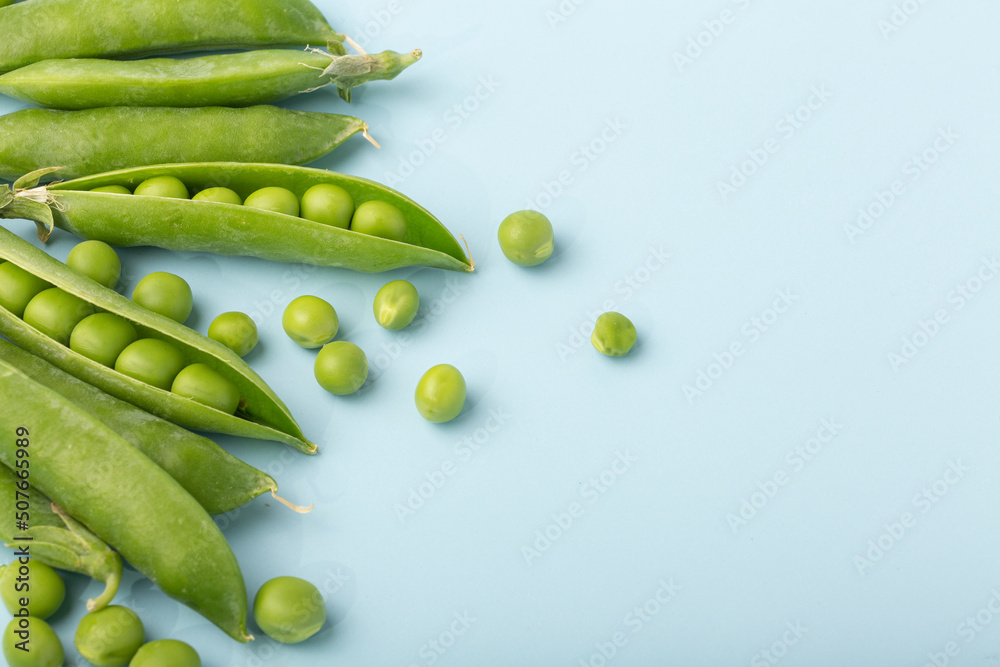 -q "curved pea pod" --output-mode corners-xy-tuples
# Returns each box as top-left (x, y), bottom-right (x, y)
(0, 361), (252, 642)
(0, 47), (422, 109)
(0, 0), (345, 74)
(0, 465), (122, 612)
(0, 339), (311, 515)
(0, 225), (316, 454)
